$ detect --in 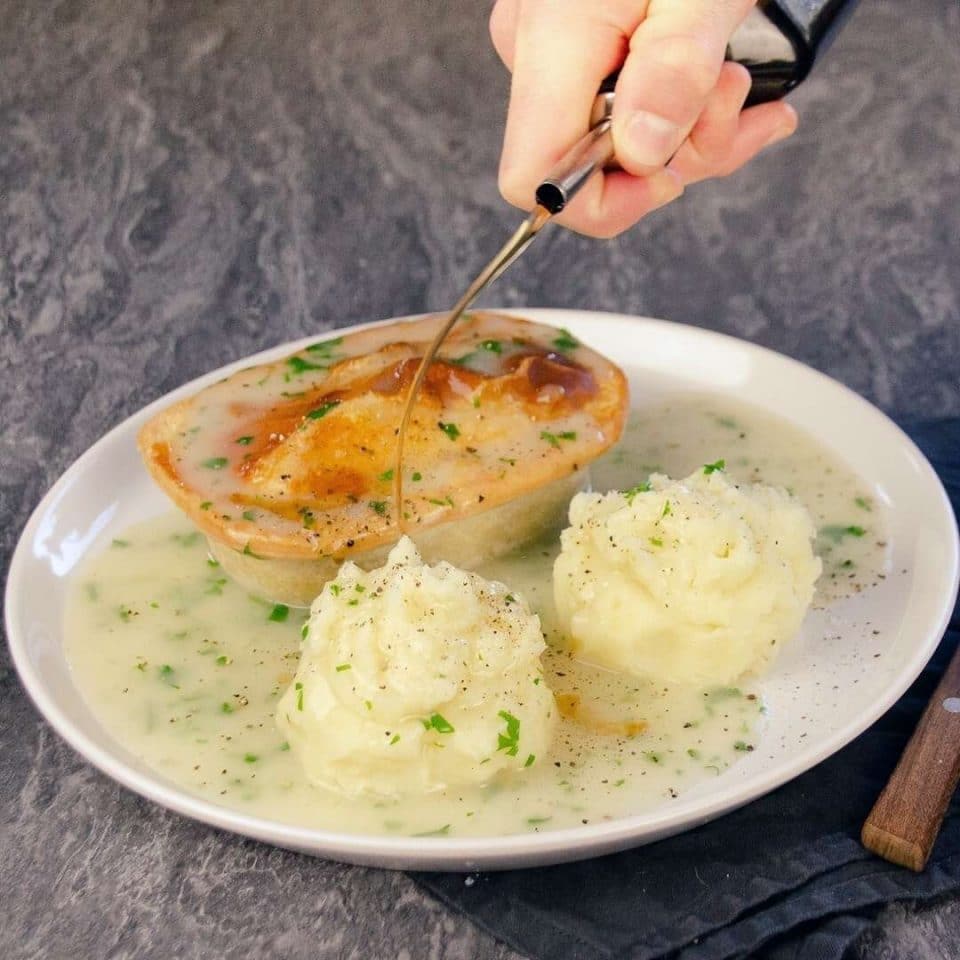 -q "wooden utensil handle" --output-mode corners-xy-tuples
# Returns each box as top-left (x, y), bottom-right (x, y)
(862, 636), (960, 871)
